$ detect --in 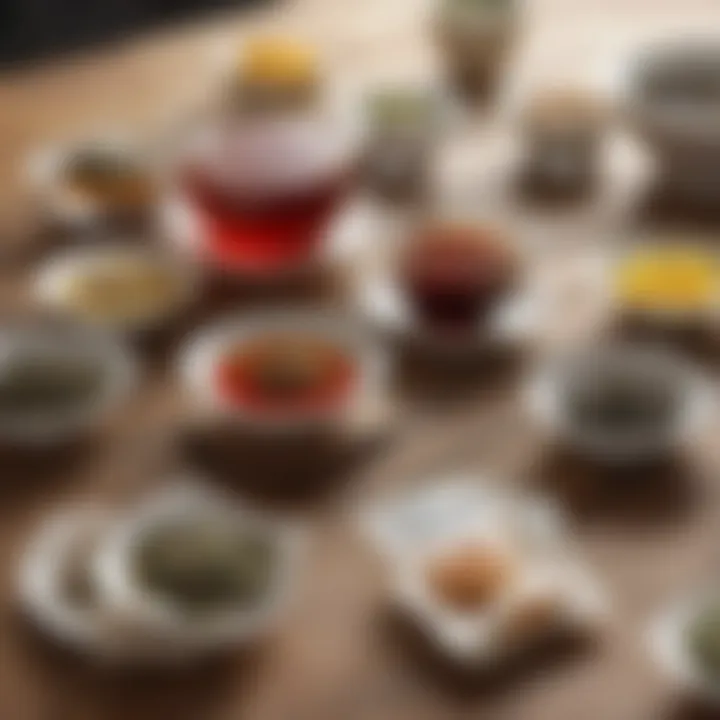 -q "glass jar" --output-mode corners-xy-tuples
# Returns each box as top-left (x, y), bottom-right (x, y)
(362, 88), (441, 202)
(435, 0), (520, 101)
